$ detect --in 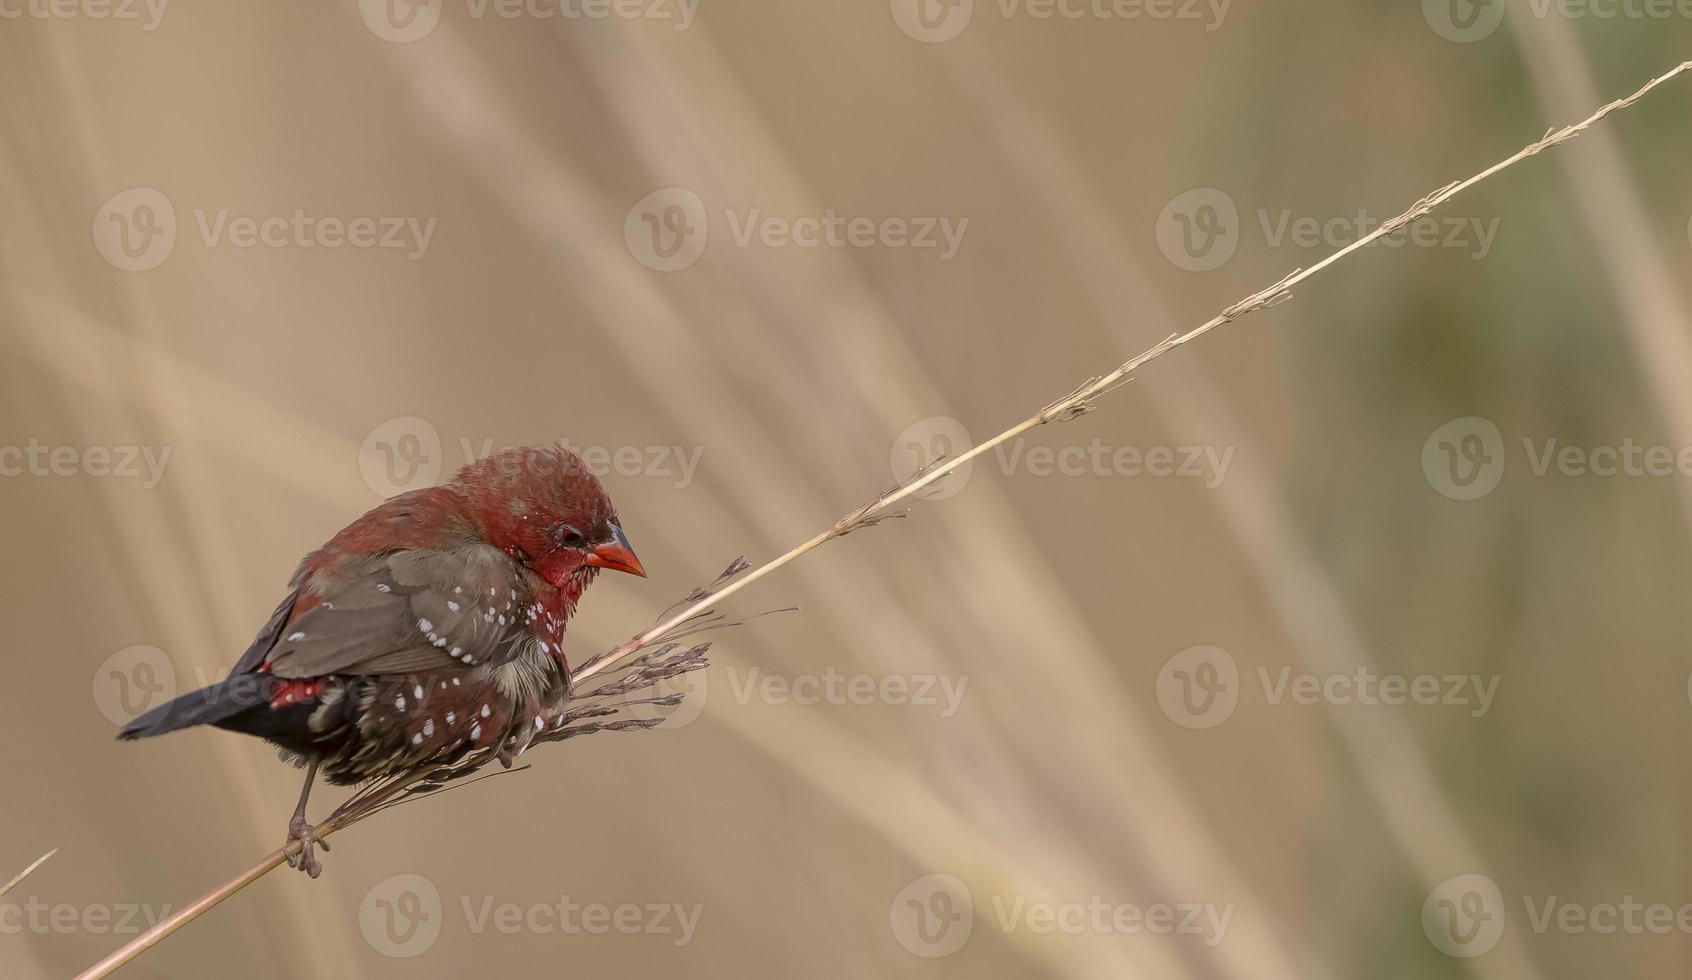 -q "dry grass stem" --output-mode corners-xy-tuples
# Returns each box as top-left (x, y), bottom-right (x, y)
(1, 849), (56, 900)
